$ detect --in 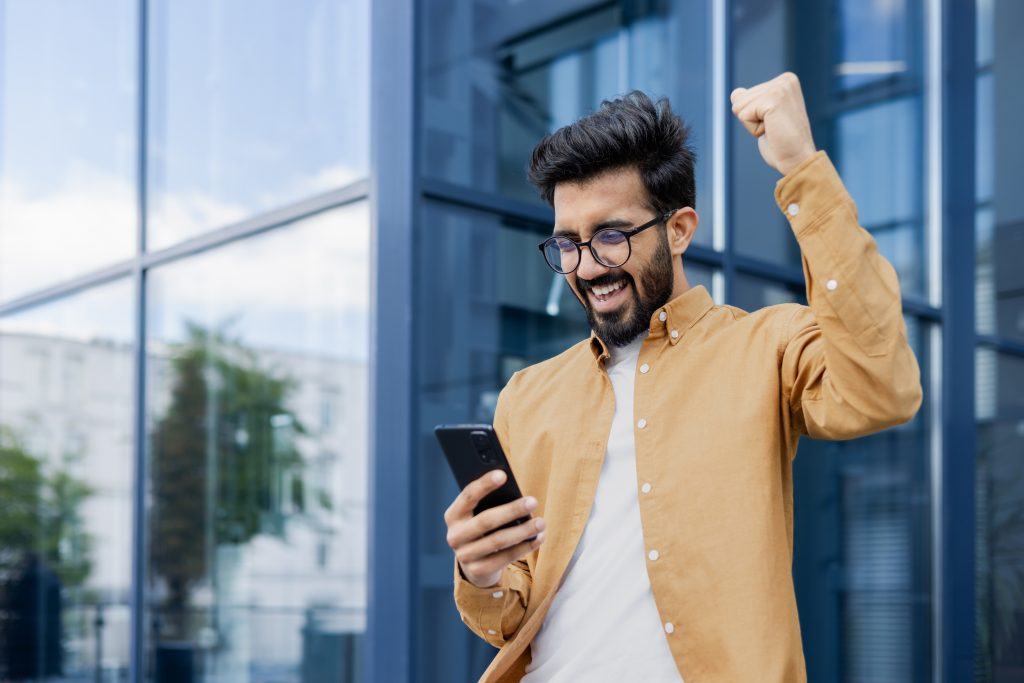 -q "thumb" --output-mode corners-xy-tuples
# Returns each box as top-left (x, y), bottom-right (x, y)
(729, 87), (748, 106)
